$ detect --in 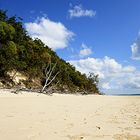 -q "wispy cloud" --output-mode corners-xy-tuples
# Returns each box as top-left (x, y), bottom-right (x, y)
(68, 56), (140, 90)
(79, 43), (92, 57)
(25, 17), (74, 50)
(131, 32), (140, 60)
(68, 4), (96, 18)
